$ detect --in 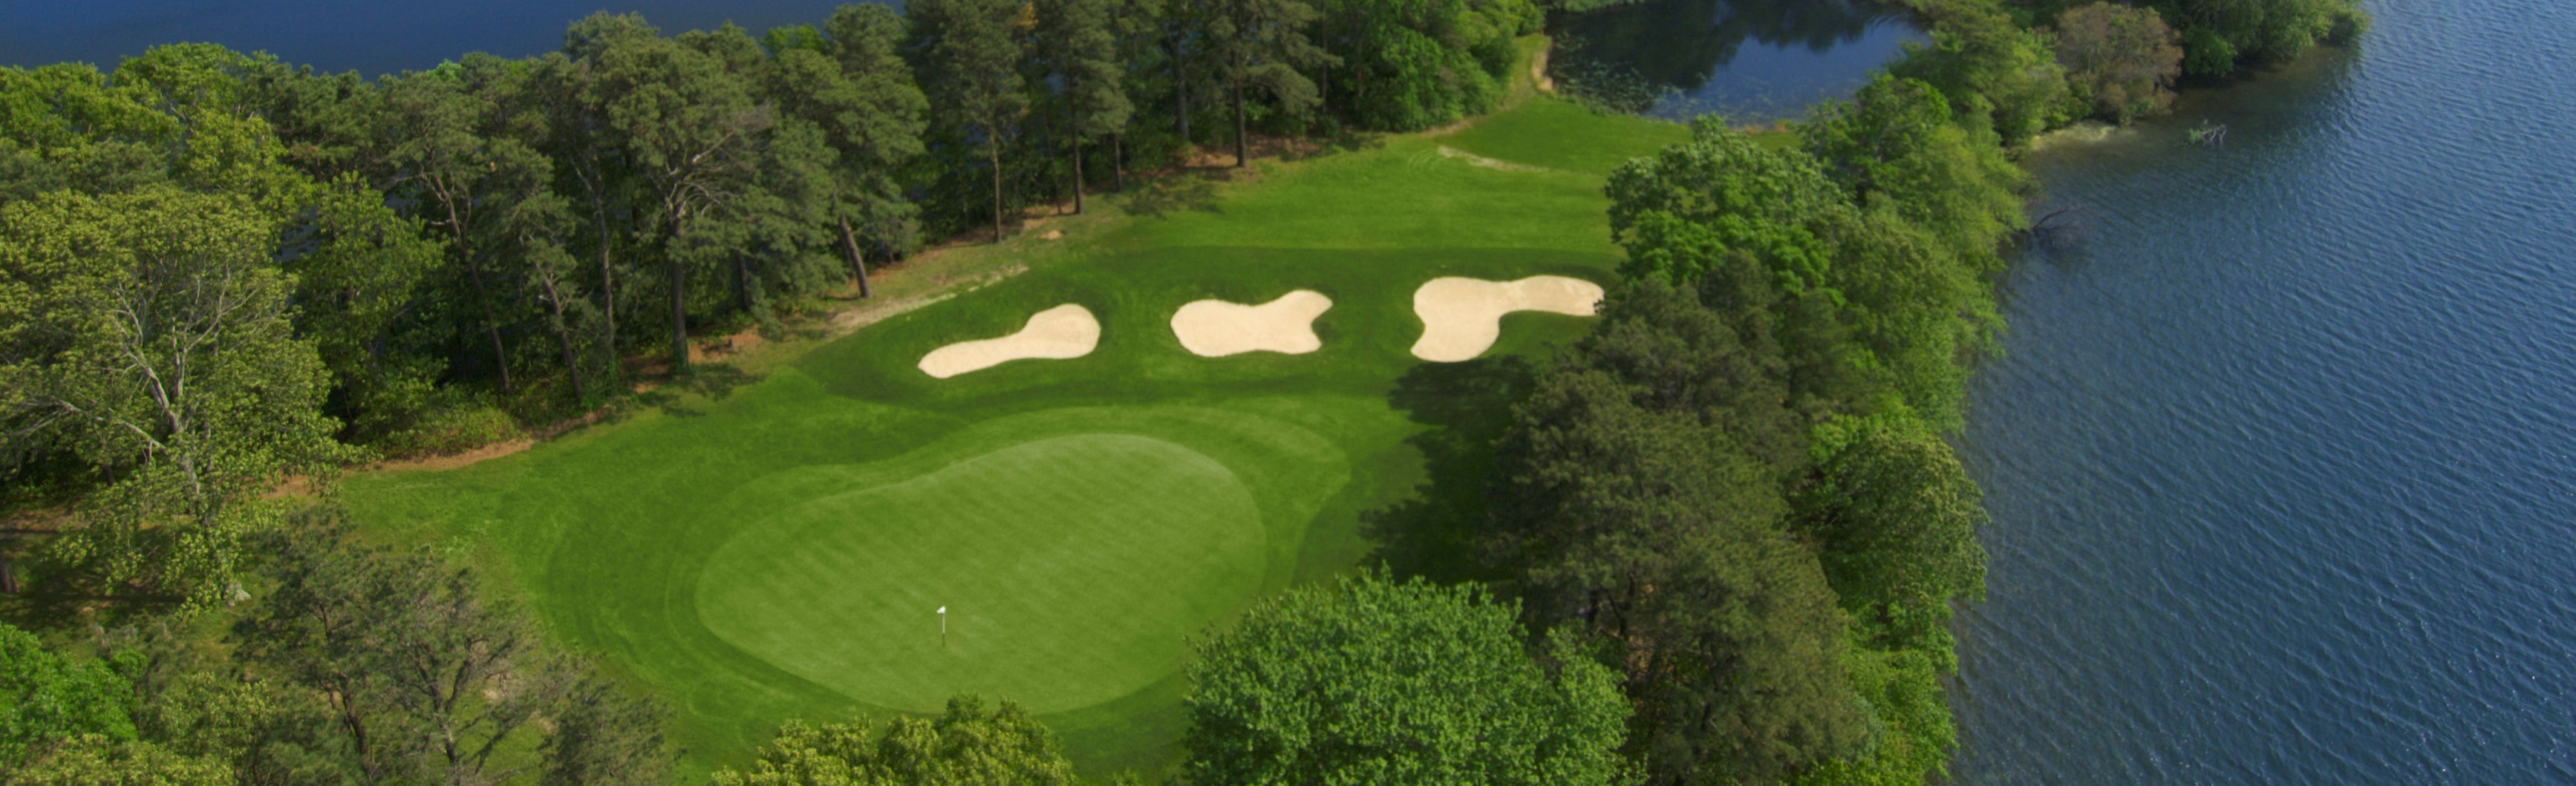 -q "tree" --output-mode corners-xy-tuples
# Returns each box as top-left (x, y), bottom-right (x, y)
(2052, 2), (2185, 123)
(1884, 0), (2068, 147)
(2139, 0), (2366, 76)
(1315, 0), (1527, 131)
(712, 697), (1075, 786)
(229, 515), (593, 785)
(581, 14), (774, 371)
(1204, 0), (1332, 166)
(1801, 76), (2026, 266)
(539, 668), (674, 786)
(818, 4), (932, 294)
(763, 4), (930, 298)
(0, 187), (348, 609)
(1795, 414), (1986, 661)
(3, 736), (234, 786)
(1607, 119), (1848, 295)
(283, 172), (449, 443)
(1492, 283), (1865, 785)
(1034, 0), (1135, 214)
(380, 54), (595, 401)
(1, 623), (137, 767)
(907, 0), (1028, 243)
(1181, 571), (1635, 786)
